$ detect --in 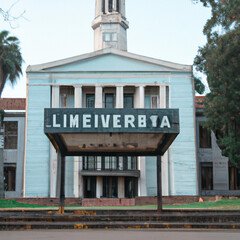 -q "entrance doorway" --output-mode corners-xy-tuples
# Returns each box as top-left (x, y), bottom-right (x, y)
(84, 176), (96, 198)
(103, 177), (118, 198)
(125, 177), (138, 198)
